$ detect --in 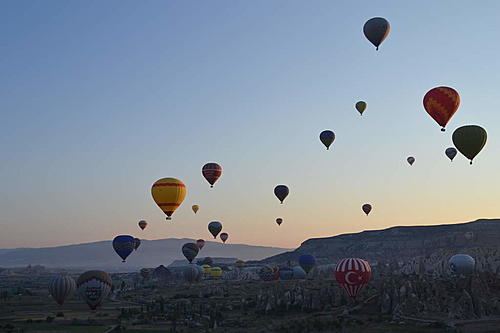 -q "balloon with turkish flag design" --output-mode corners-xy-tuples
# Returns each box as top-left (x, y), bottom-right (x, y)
(334, 258), (372, 299)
